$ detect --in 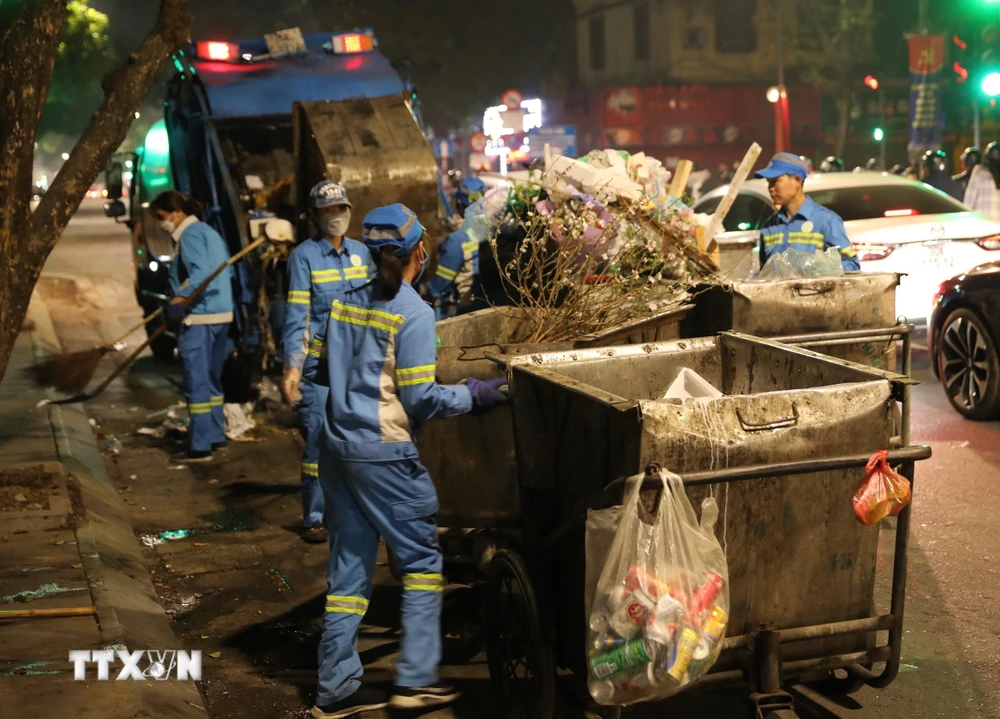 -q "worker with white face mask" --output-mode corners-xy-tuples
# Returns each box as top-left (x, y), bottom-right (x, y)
(281, 180), (373, 543)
